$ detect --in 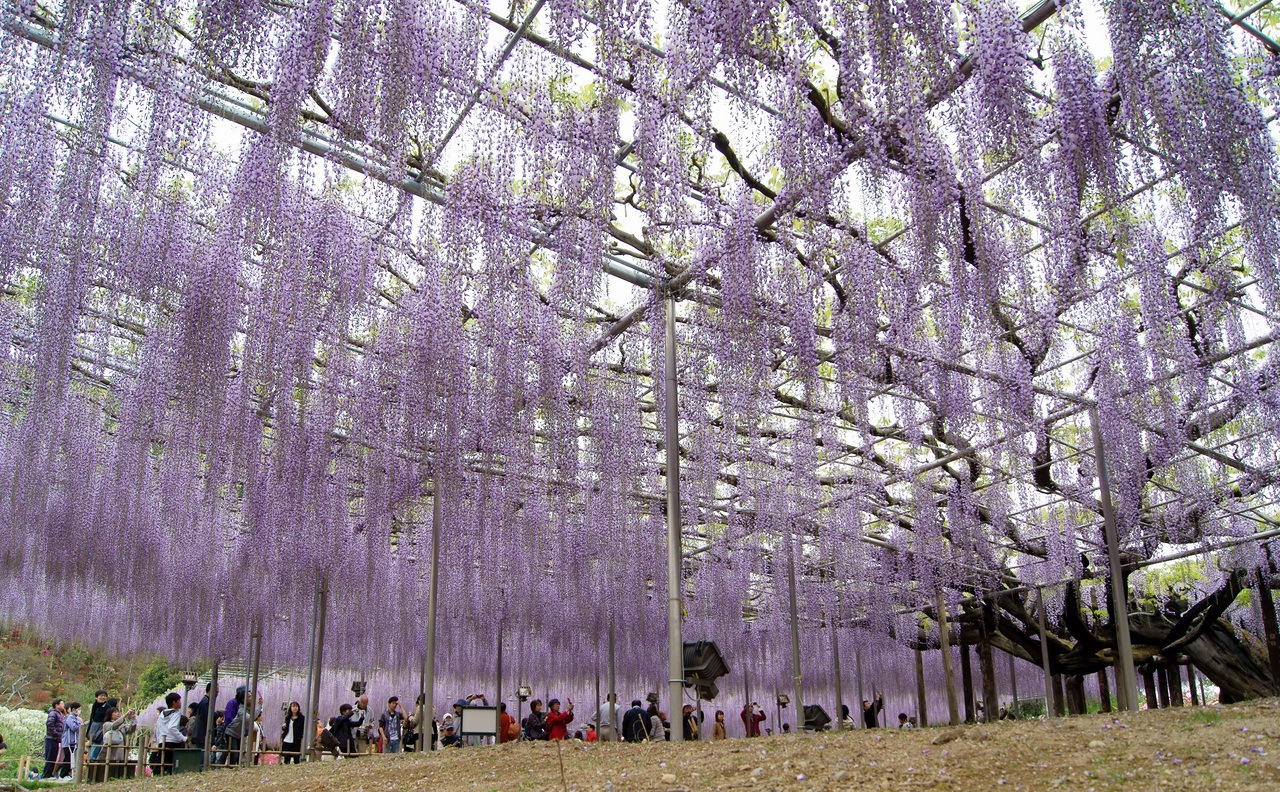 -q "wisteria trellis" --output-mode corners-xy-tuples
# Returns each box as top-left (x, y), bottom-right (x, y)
(1, 0), (1278, 717)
